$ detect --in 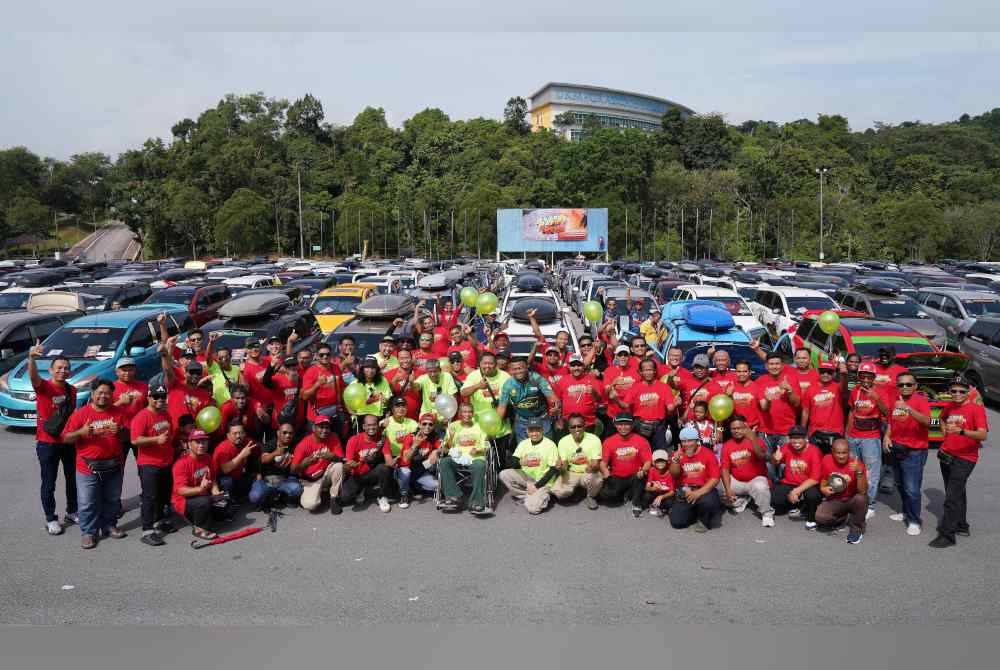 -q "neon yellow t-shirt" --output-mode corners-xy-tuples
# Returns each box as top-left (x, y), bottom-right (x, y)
(445, 420), (488, 462)
(462, 369), (512, 438)
(414, 372), (459, 420)
(513, 437), (559, 485)
(557, 432), (603, 474)
(383, 416), (418, 457)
